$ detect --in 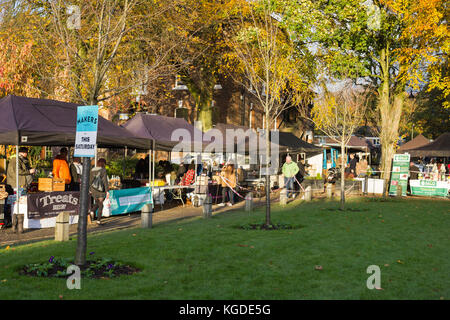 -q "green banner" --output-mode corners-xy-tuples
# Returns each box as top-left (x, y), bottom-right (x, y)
(410, 180), (449, 197)
(109, 187), (152, 215)
(389, 154), (410, 196)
